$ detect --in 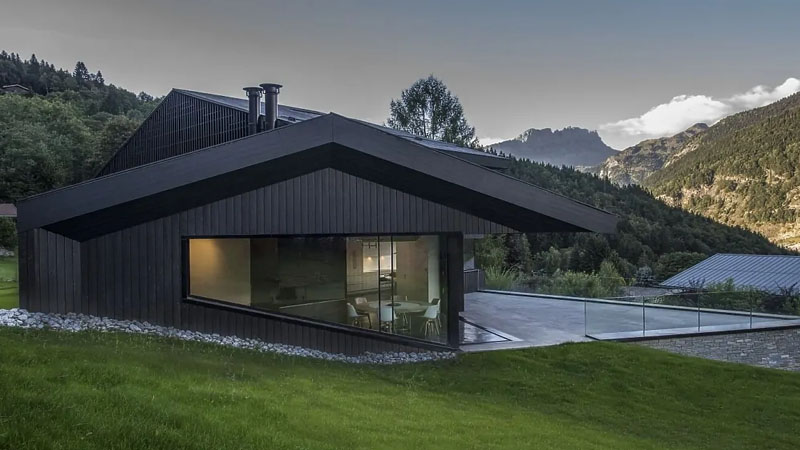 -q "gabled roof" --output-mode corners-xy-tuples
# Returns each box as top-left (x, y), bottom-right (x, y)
(661, 253), (800, 294)
(17, 114), (616, 241)
(174, 89), (509, 169)
(175, 89), (323, 123)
